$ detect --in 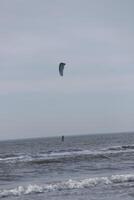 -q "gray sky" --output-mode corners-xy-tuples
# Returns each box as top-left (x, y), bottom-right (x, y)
(0, 0), (134, 140)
